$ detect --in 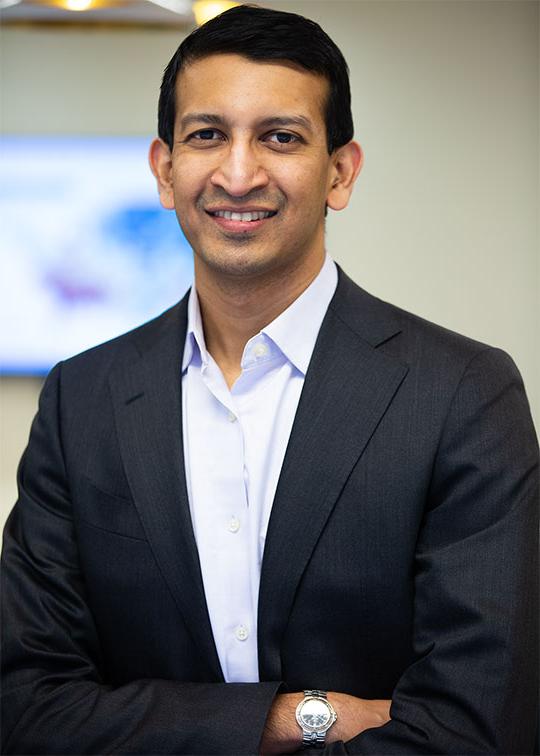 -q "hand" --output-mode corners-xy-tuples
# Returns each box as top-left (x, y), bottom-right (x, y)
(259, 691), (391, 754)
(327, 692), (391, 744)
